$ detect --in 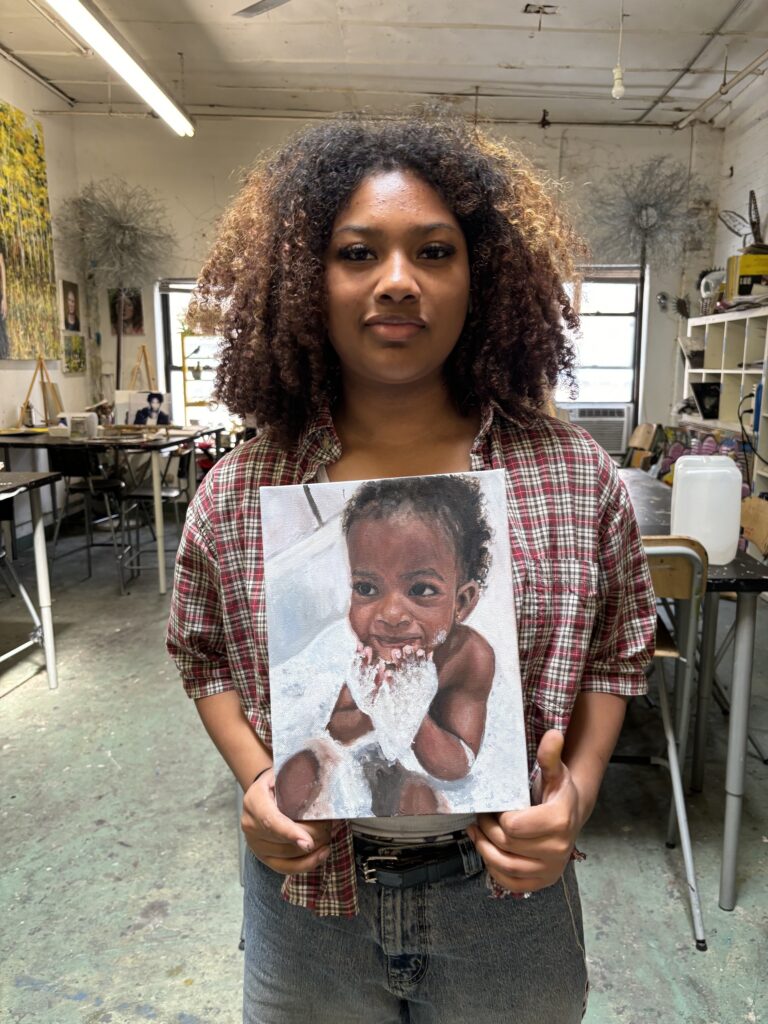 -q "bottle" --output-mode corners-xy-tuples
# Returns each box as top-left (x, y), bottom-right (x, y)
(670, 455), (742, 565)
